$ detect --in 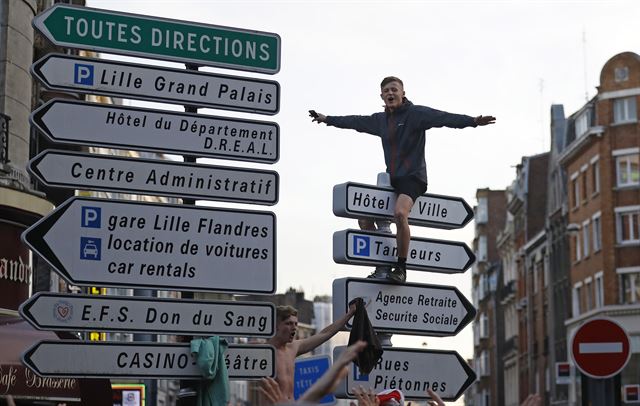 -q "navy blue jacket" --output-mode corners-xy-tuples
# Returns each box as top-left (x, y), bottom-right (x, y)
(326, 100), (476, 185)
